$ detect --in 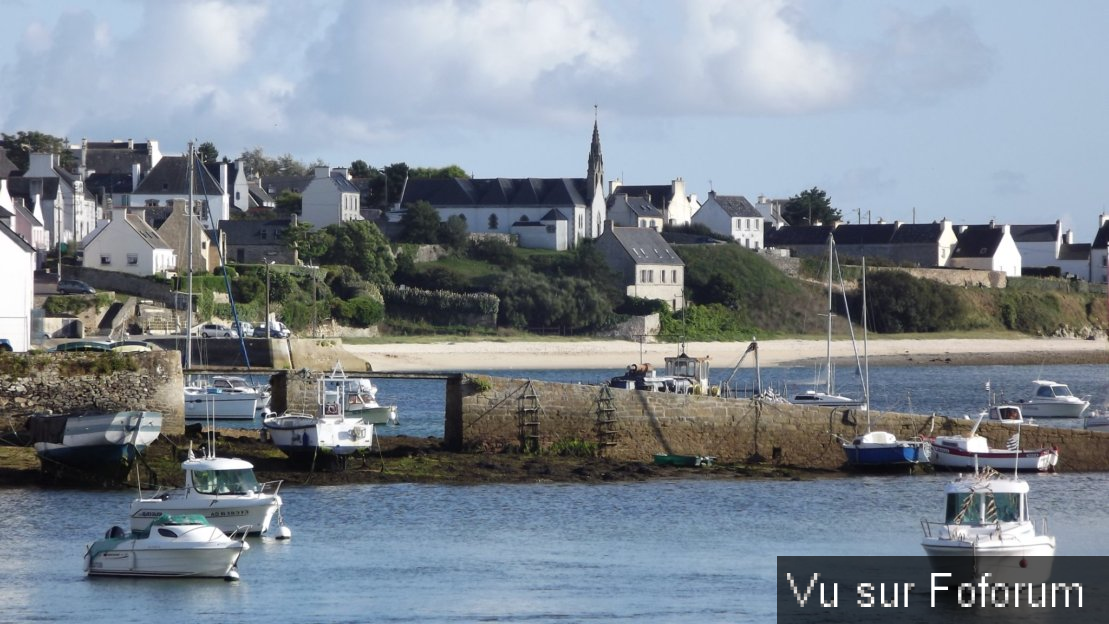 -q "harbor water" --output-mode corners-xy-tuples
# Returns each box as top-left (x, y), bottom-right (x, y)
(8, 362), (1109, 622)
